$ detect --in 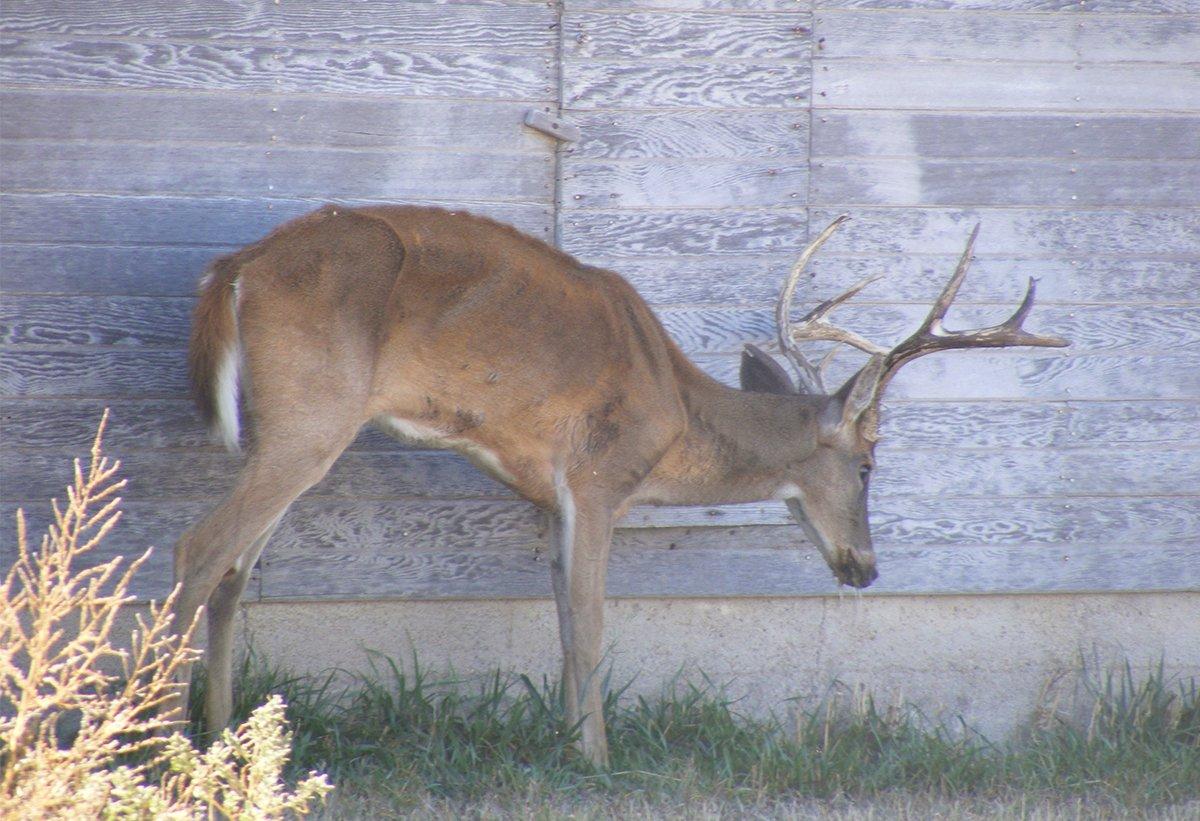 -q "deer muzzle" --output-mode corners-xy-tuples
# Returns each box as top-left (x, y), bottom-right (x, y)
(833, 551), (878, 589)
